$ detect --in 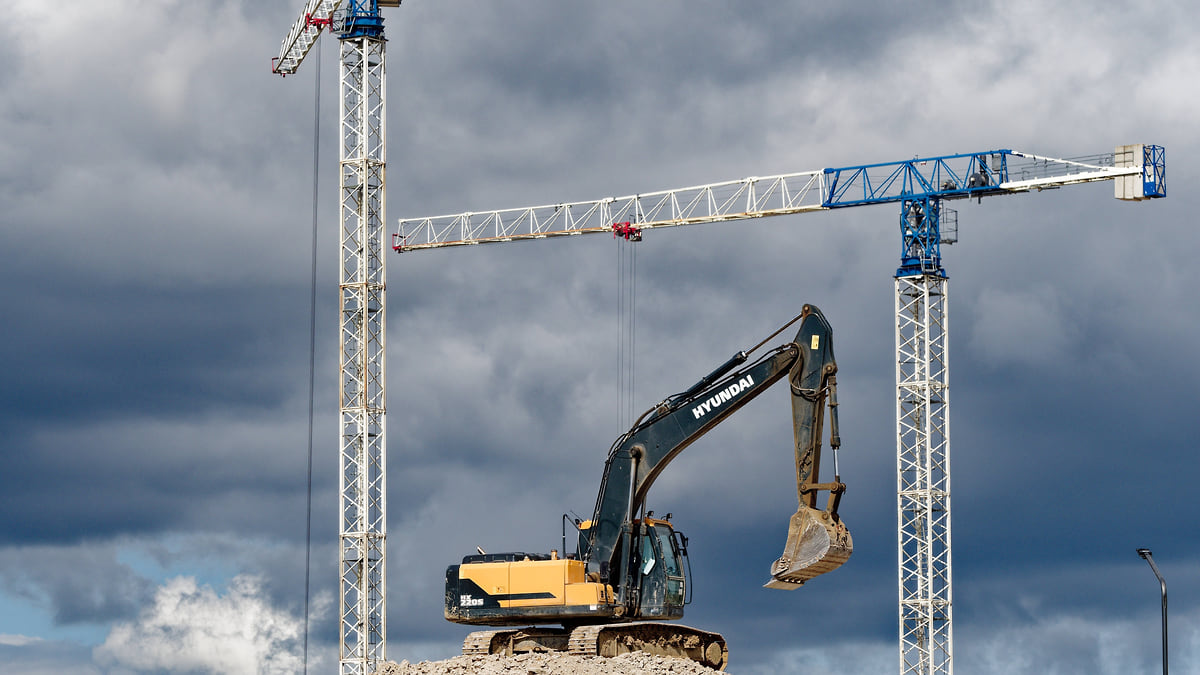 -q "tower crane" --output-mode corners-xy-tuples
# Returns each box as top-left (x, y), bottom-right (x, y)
(273, 2), (400, 674)
(395, 145), (1166, 675)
